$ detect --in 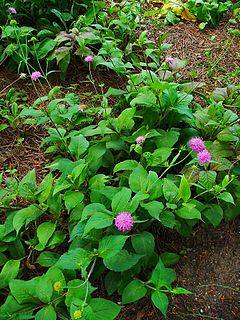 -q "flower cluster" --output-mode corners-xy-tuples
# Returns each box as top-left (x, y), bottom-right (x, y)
(115, 212), (134, 232)
(84, 55), (94, 63)
(189, 137), (211, 164)
(136, 136), (145, 144)
(31, 71), (42, 81)
(9, 7), (17, 14)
